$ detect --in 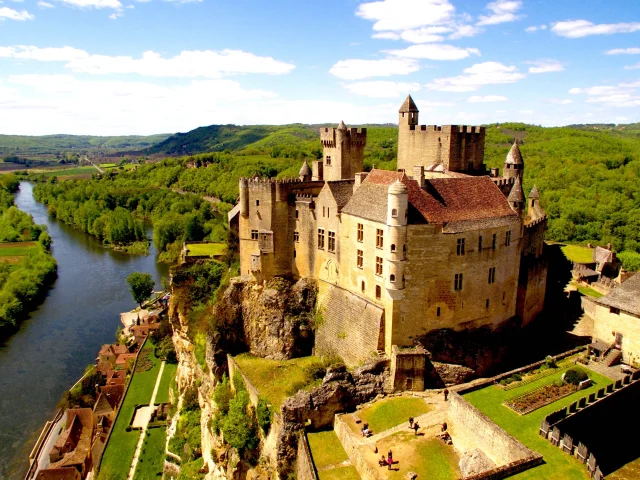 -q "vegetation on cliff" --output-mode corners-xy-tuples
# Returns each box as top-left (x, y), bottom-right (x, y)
(0, 175), (58, 335)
